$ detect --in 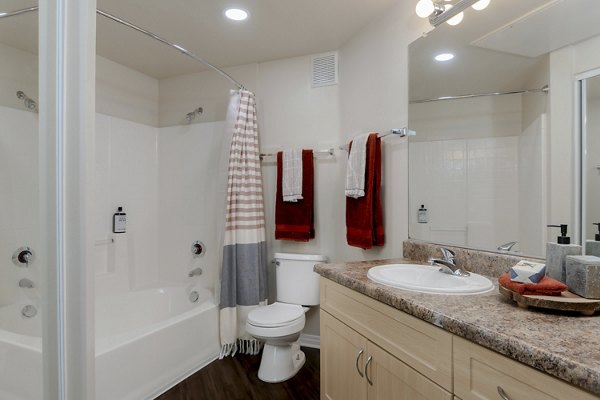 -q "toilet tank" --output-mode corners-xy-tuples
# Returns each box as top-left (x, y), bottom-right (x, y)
(274, 252), (328, 306)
